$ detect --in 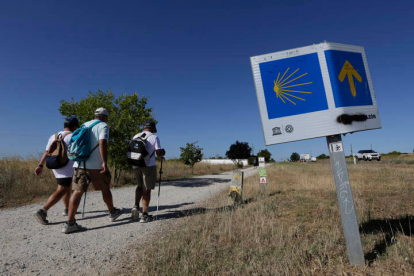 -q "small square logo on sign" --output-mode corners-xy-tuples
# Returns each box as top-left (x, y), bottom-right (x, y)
(330, 142), (343, 153)
(260, 177), (267, 183)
